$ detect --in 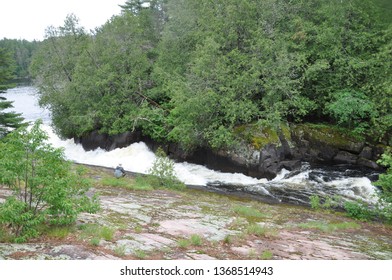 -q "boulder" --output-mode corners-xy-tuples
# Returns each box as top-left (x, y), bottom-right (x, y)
(333, 151), (358, 164)
(359, 146), (373, 160)
(357, 157), (380, 170)
(280, 160), (302, 171)
(258, 144), (283, 180)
